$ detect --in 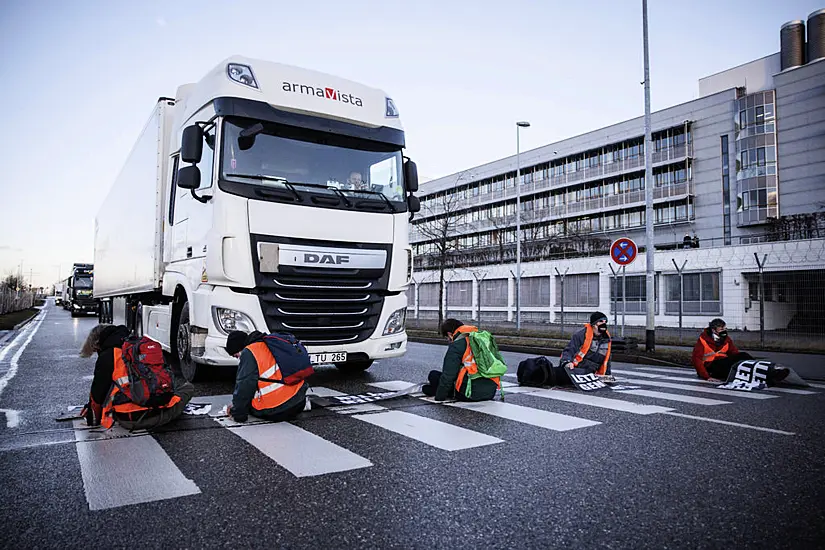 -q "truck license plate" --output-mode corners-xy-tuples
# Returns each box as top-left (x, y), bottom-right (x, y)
(310, 352), (347, 365)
